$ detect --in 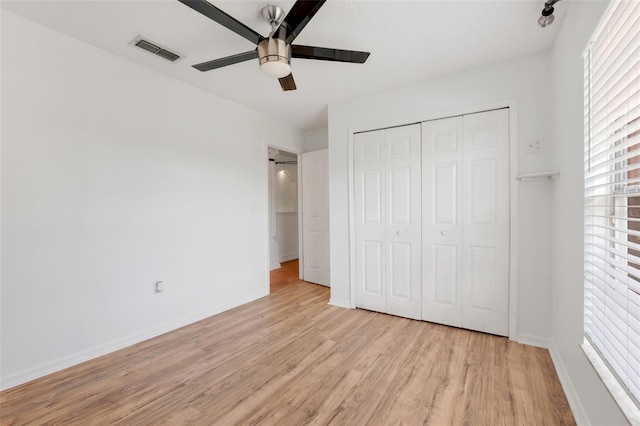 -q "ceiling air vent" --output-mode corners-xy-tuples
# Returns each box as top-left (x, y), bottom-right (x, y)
(130, 36), (181, 62)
